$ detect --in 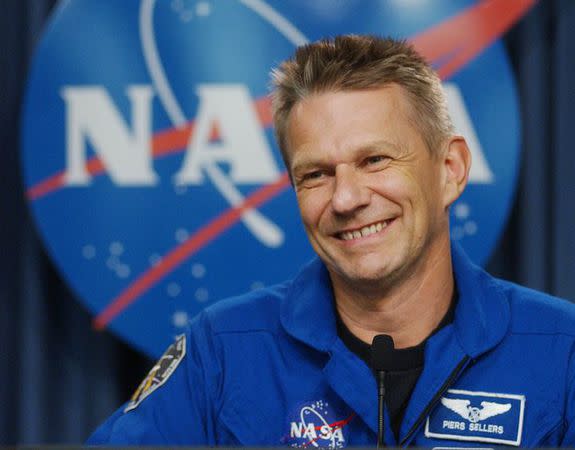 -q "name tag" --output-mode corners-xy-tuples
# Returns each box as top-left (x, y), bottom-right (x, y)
(425, 389), (525, 446)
